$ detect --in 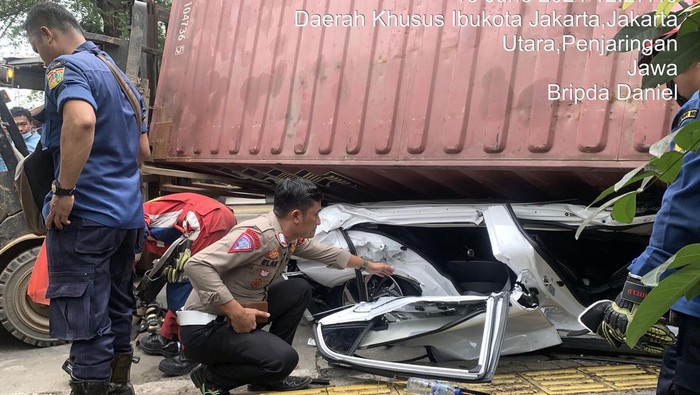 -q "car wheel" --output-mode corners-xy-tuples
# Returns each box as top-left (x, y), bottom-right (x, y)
(335, 275), (421, 306)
